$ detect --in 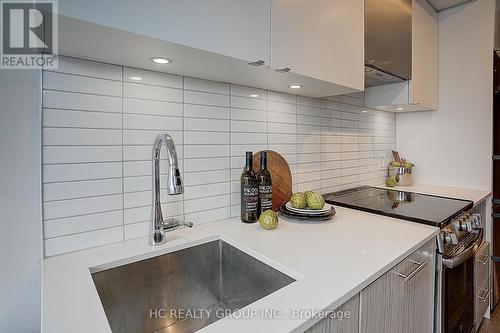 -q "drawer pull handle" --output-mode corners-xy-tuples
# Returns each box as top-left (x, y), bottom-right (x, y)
(396, 259), (428, 283)
(478, 288), (490, 302)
